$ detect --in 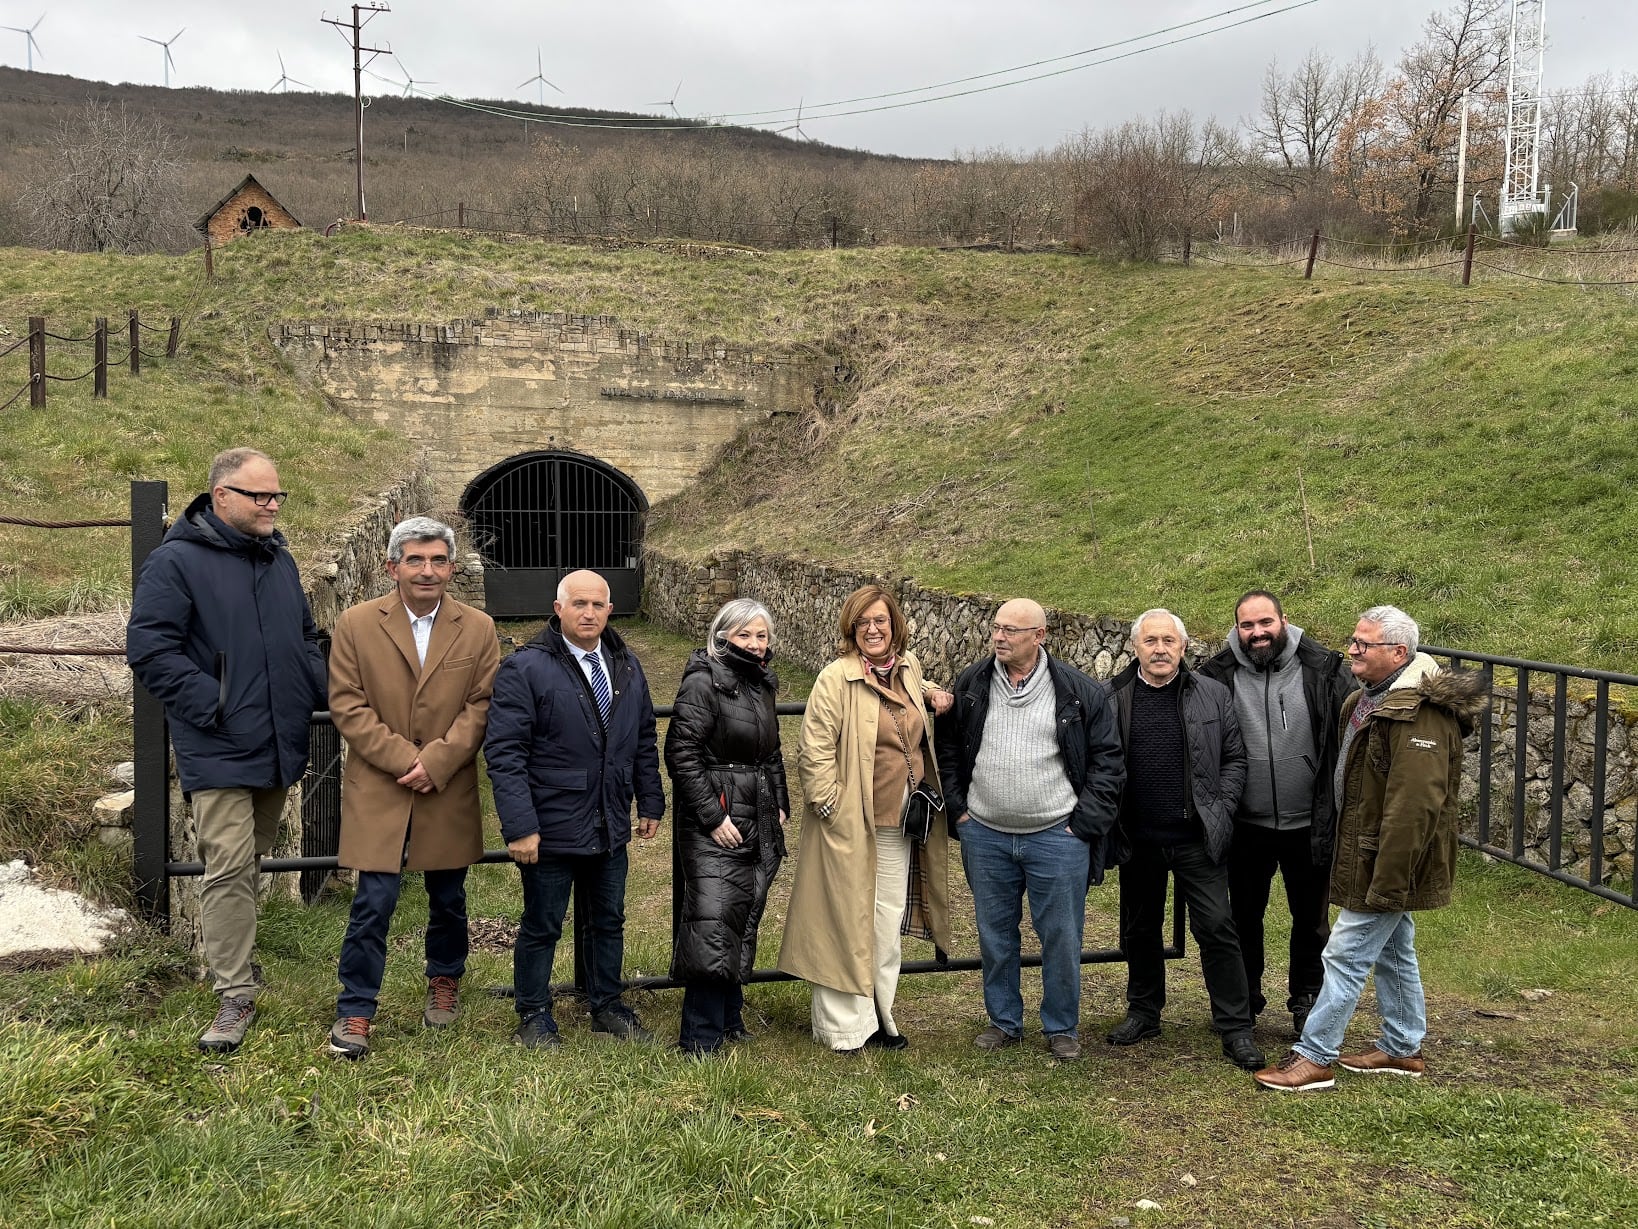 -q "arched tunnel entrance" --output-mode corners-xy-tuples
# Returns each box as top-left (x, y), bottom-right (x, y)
(460, 450), (648, 618)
